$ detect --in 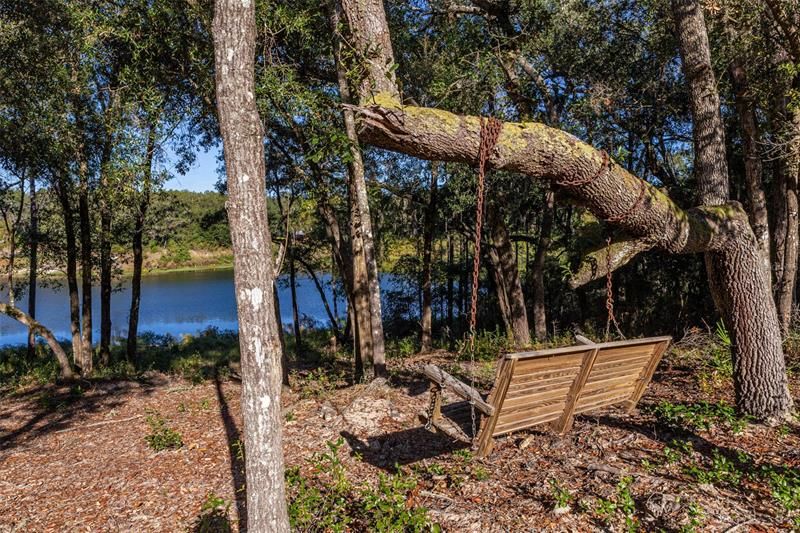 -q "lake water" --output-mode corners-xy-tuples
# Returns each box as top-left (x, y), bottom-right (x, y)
(0, 269), (360, 347)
